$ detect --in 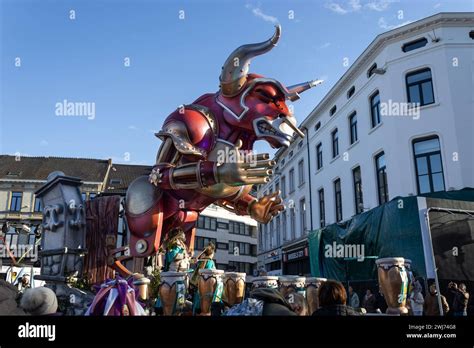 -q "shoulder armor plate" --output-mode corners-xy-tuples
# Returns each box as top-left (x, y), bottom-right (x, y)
(155, 120), (206, 157)
(185, 104), (218, 135)
(155, 104), (218, 158)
